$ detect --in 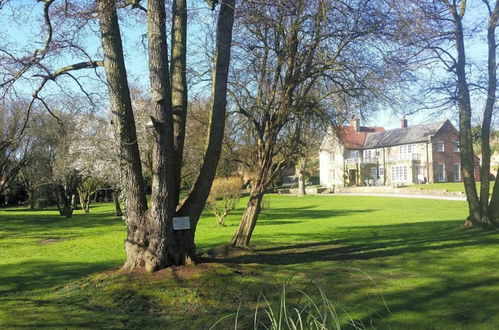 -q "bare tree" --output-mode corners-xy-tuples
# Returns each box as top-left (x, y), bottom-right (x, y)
(229, 0), (393, 248)
(392, 0), (499, 226)
(18, 112), (55, 209)
(206, 176), (242, 226)
(0, 103), (32, 197)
